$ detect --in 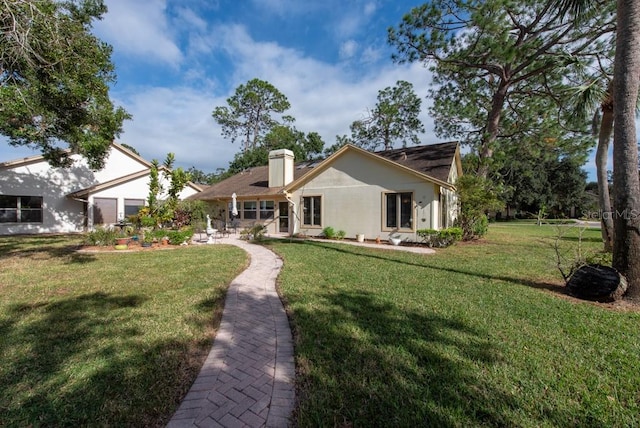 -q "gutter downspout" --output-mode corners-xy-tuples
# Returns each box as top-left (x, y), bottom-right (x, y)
(283, 190), (299, 235)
